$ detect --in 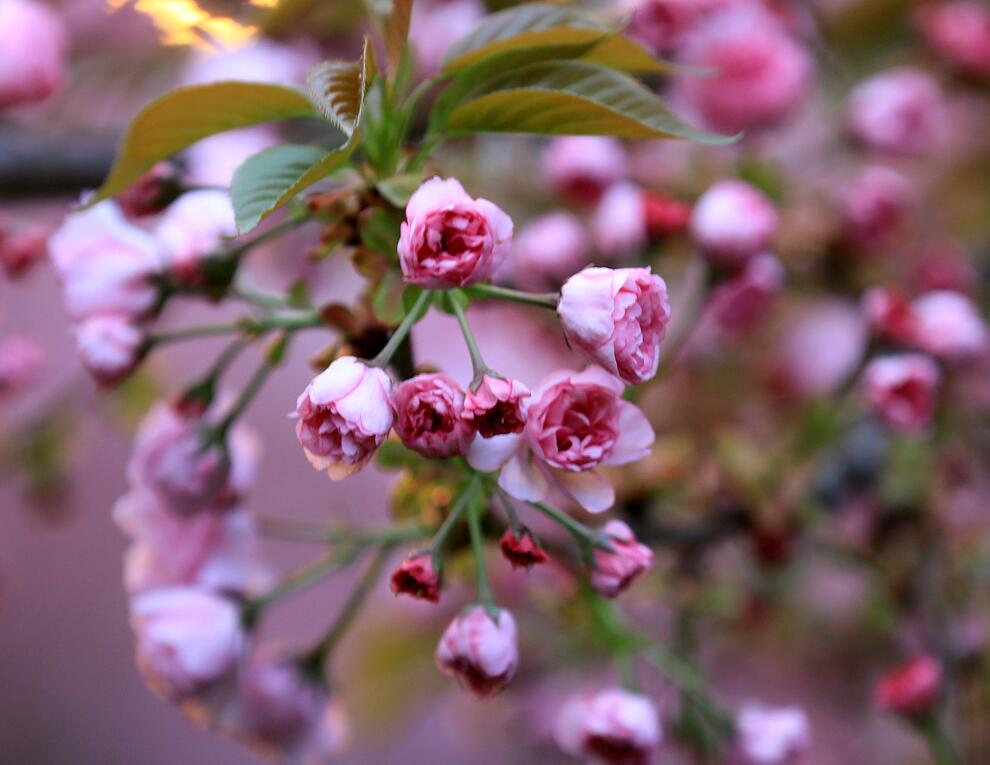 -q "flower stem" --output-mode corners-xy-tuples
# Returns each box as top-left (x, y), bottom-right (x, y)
(918, 714), (963, 765)
(466, 491), (498, 612)
(257, 516), (429, 546)
(448, 294), (490, 388)
(147, 322), (242, 345)
(429, 476), (479, 569)
(214, 333), (293, 438)
(468, 283), (560, 309)
(529, 501), (609, 549)
(497, 492), (523, 535)
(371, 289), (432, 368)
